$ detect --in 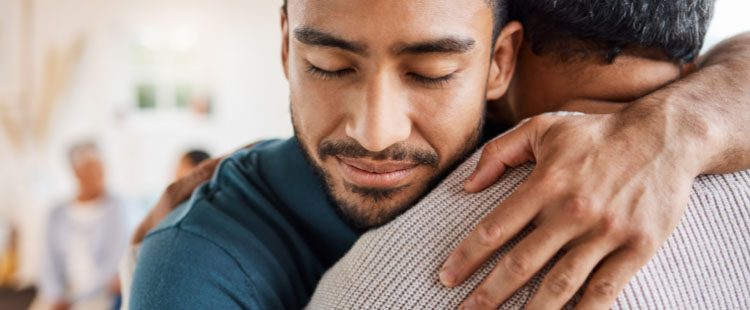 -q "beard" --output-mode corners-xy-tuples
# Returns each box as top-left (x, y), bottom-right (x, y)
(292, 113), (483, 232)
